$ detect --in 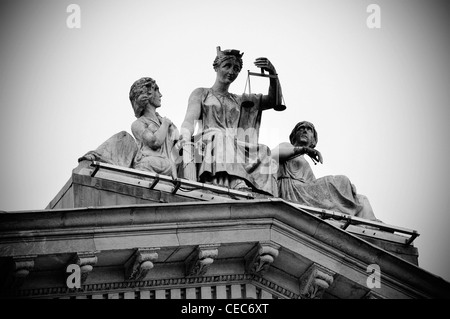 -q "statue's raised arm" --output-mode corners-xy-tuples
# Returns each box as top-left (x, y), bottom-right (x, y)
(253, 57), (284, 111)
